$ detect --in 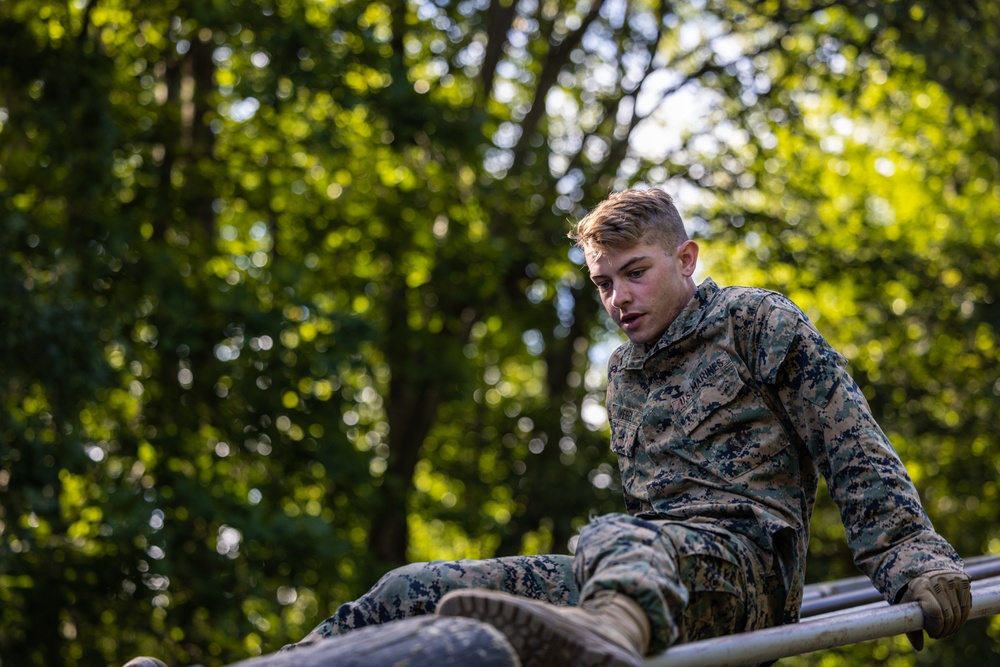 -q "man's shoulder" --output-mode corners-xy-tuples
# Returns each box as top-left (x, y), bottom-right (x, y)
(709, 283), (806, 322)
(608, 341), (630, 370)
(713, 283), (788, 306)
